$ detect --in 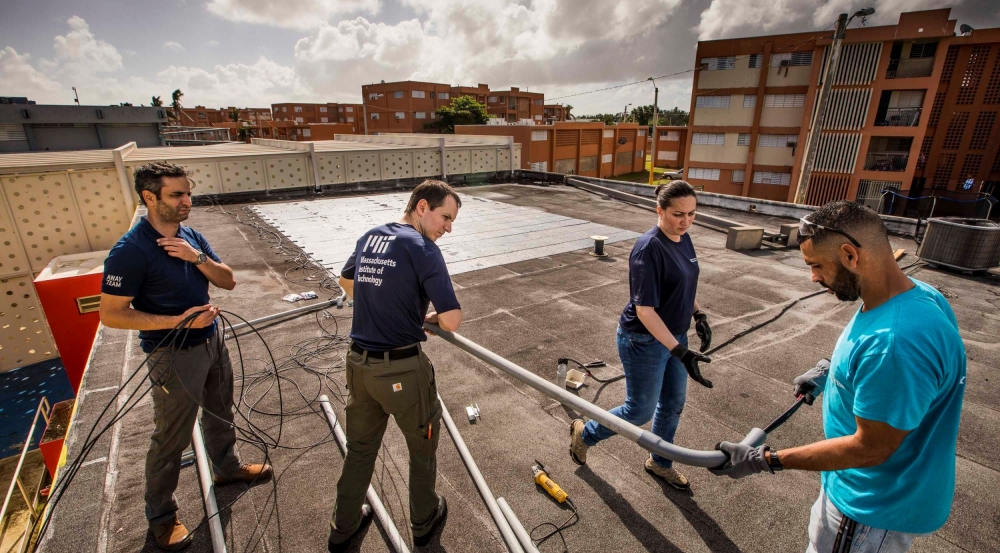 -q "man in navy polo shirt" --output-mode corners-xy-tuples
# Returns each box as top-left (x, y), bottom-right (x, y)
(328, 180), (462, 552)
(100, 162), (271, 551)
